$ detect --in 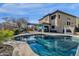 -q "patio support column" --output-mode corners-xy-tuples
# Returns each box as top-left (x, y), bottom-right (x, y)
(49, 25), (50, 32)
(42, 25), (44, 32)
(64, 28), (66, 34)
